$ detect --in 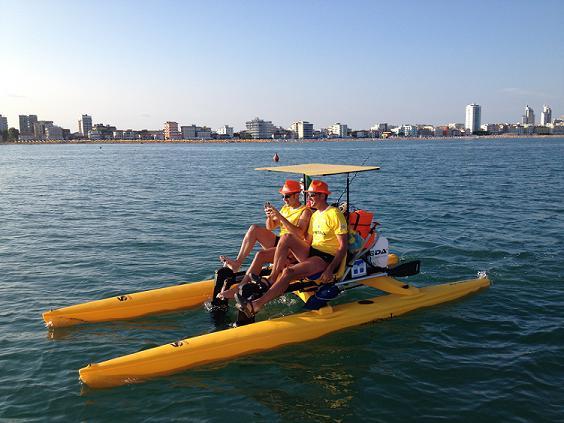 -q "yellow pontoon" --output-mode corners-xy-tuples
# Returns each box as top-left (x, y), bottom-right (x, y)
(42, 163), (490, 388)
